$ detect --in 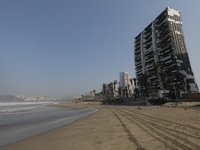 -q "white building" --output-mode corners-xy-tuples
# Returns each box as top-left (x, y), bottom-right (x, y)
(119, 72), (134, 97)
